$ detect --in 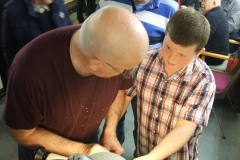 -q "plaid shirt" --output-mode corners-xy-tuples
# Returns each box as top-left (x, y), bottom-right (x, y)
(126, 49), (216, 160)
